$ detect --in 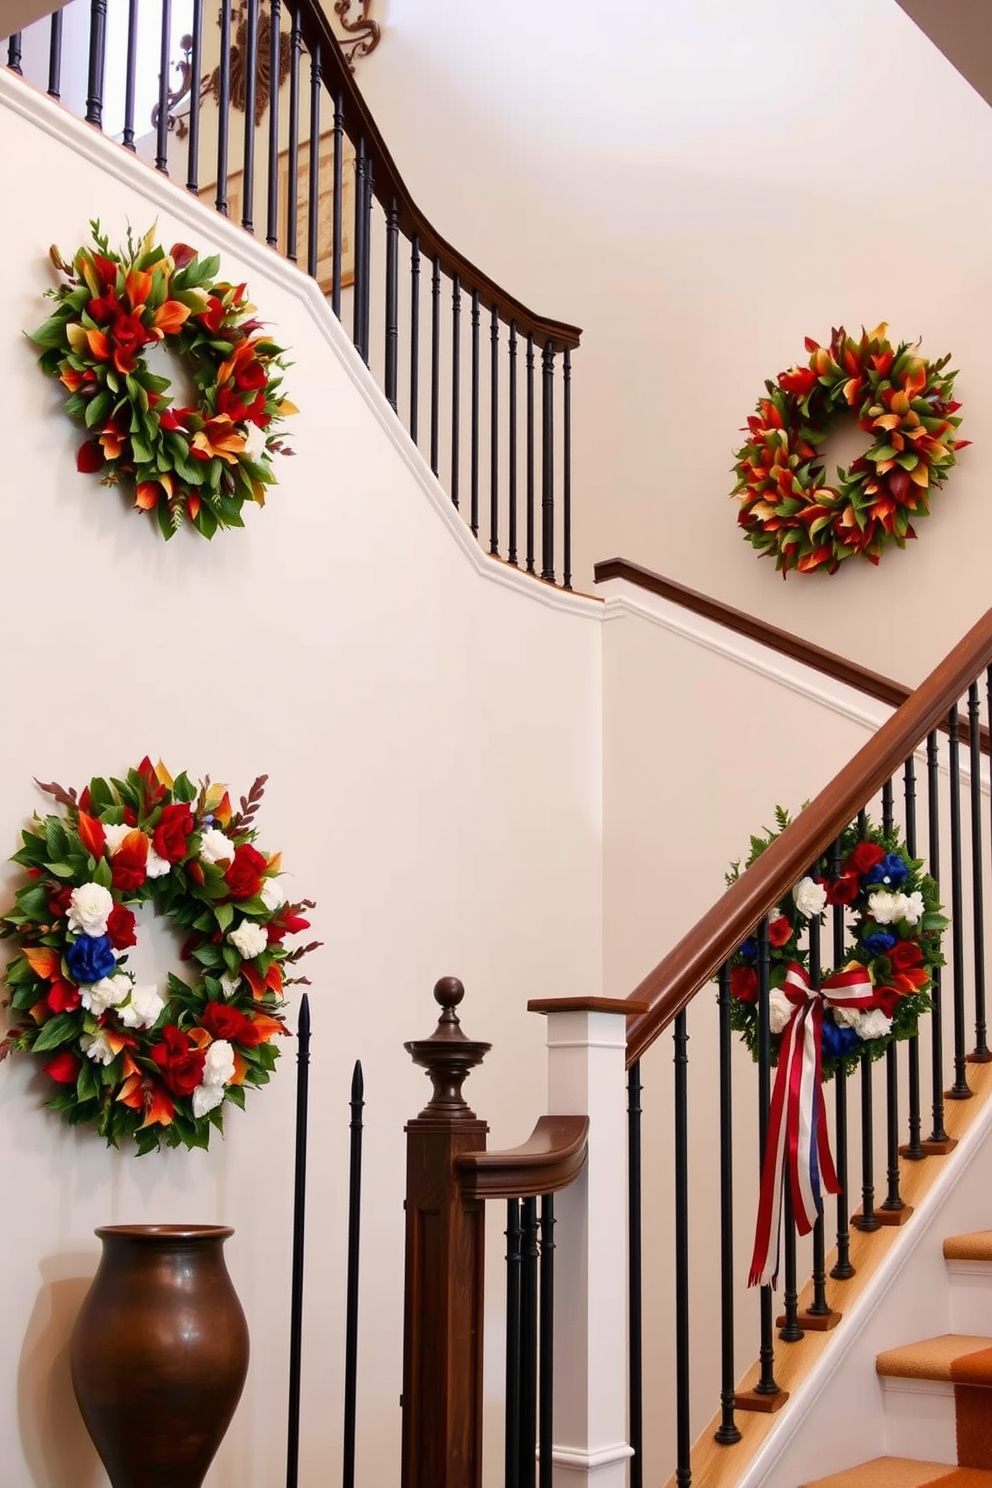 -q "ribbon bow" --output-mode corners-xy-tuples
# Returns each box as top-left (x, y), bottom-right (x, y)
(748, 960), (876, 1288)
